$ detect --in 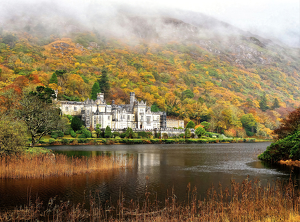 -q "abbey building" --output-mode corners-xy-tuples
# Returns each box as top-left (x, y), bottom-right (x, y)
(59, 92), (168, 130)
